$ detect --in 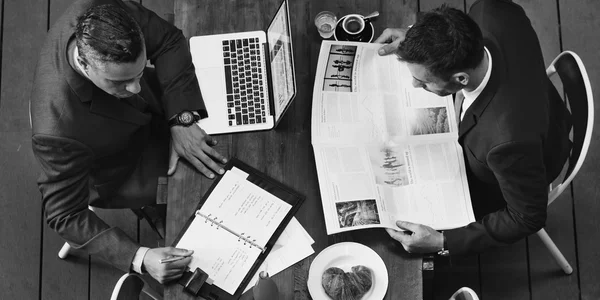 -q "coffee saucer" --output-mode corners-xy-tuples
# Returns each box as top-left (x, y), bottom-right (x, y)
(334, 16), (375, 43)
